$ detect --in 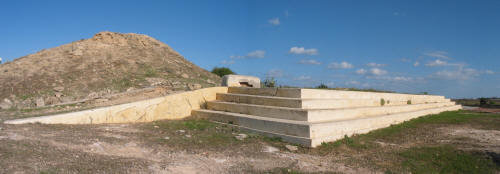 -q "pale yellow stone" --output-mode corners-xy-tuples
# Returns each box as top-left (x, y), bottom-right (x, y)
(5, 87), (228, 124)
